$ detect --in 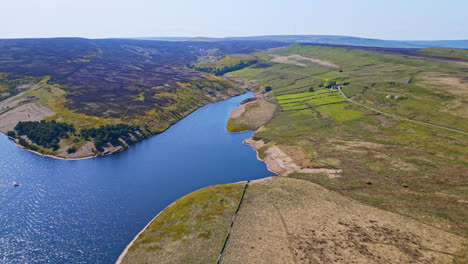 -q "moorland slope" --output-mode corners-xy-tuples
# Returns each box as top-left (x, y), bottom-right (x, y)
(0, 38), (286, 158)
